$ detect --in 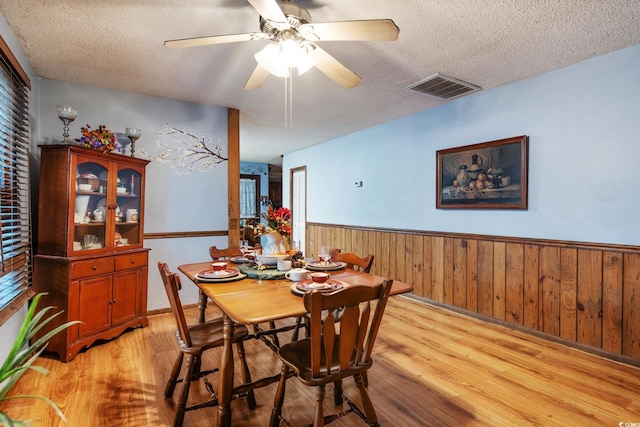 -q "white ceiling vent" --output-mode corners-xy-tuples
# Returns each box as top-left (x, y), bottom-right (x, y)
(405, 73), (481, 99)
